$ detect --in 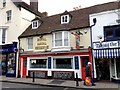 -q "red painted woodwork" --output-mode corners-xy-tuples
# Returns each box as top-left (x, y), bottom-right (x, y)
(22, 57), (27, 77)
(20, 48), (92, 80)
(81, 57), (86, 80)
